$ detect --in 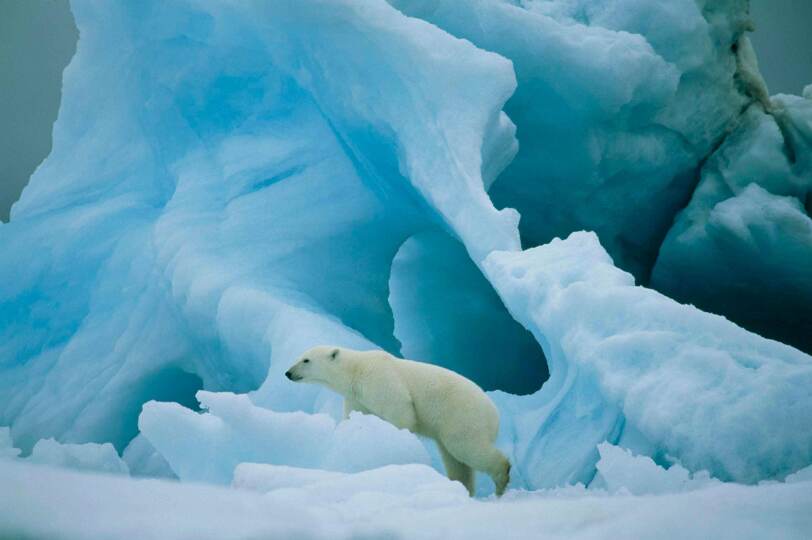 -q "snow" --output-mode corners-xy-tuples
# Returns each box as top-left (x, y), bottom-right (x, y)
(2, 458), (812, 540)
(28, 439), (129, 476)
(139, 393), (431, 484)
(786, 465), (812, 484)
(593, 443), (718, 495)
